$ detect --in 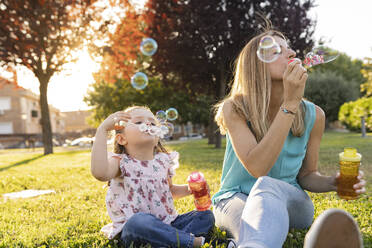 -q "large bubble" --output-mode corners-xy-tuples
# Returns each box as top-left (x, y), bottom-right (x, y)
(140, 38), (158, 56)
(166, 108), (178, 121)
(156, 110), (167, 122)
(256, 36), (281, 63)
(131, 72), (148, 90)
